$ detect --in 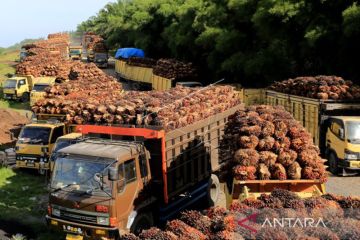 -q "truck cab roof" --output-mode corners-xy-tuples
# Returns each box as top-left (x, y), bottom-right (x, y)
(25, 122), (65, 128)
(330, 116), (360, 122)
(34, 77), (56, 85)
(57, 133), (82, 140)
(57, 140), (141, 161)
